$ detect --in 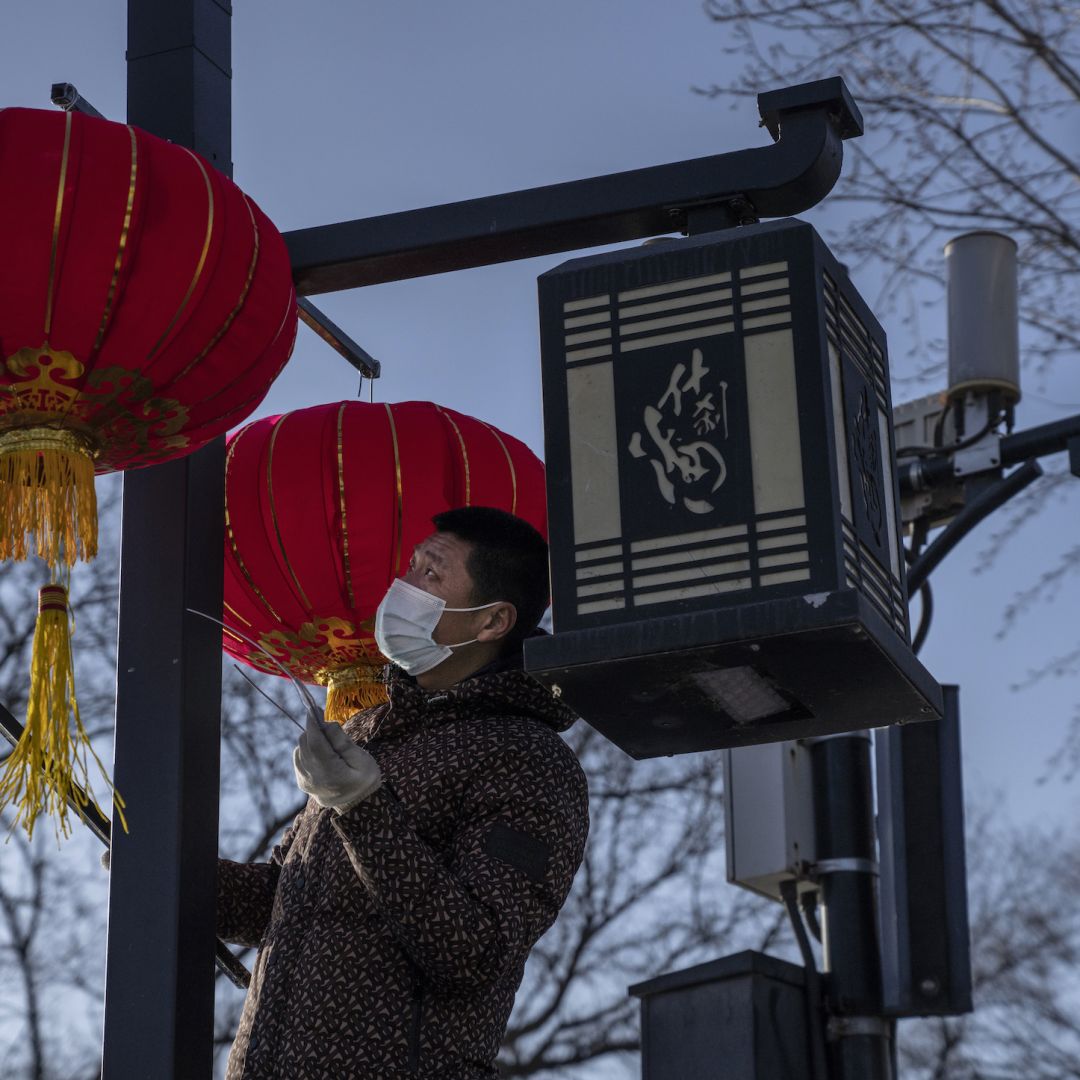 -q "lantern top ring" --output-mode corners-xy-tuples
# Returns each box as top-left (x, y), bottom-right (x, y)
(0, 425), (99, 460)
(37, 584), (69, 615)
(315, 663), (389, 692)
(315, 661), (390, 723)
